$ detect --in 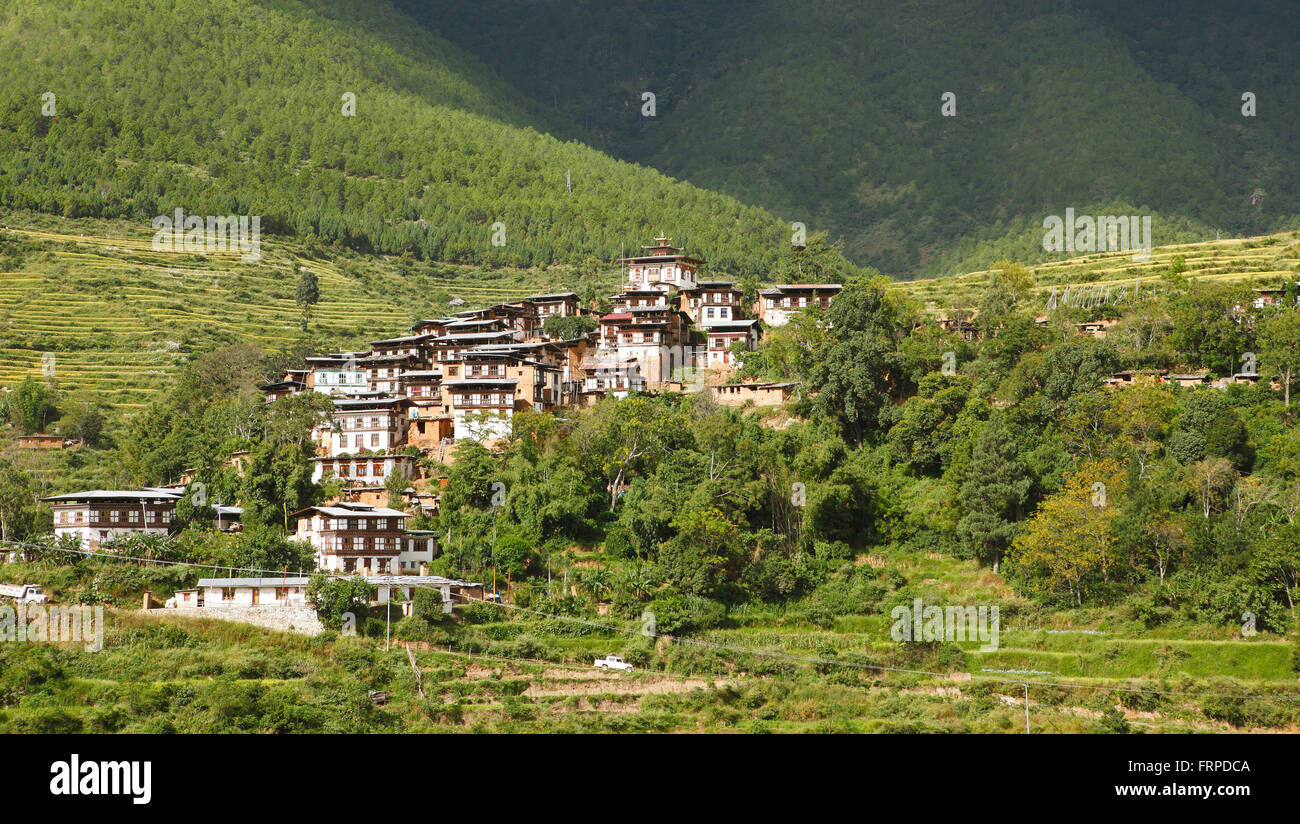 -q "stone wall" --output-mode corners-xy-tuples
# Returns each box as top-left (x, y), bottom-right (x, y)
(159, 604), (325, 636)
